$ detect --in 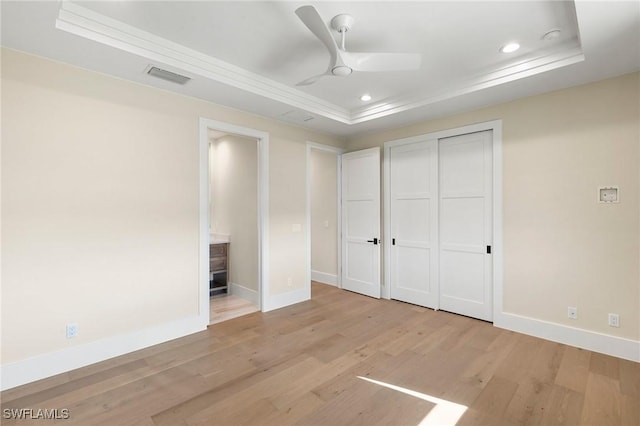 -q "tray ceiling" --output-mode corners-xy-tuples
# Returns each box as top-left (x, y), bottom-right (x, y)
(1, 1), (638, 136)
